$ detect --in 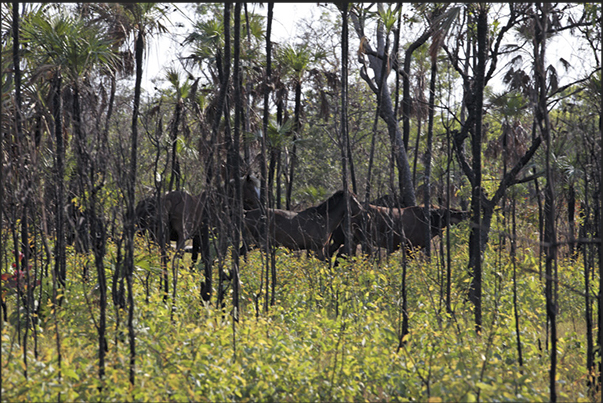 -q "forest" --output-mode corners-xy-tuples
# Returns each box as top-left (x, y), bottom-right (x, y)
(1, 2), (602, 402)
